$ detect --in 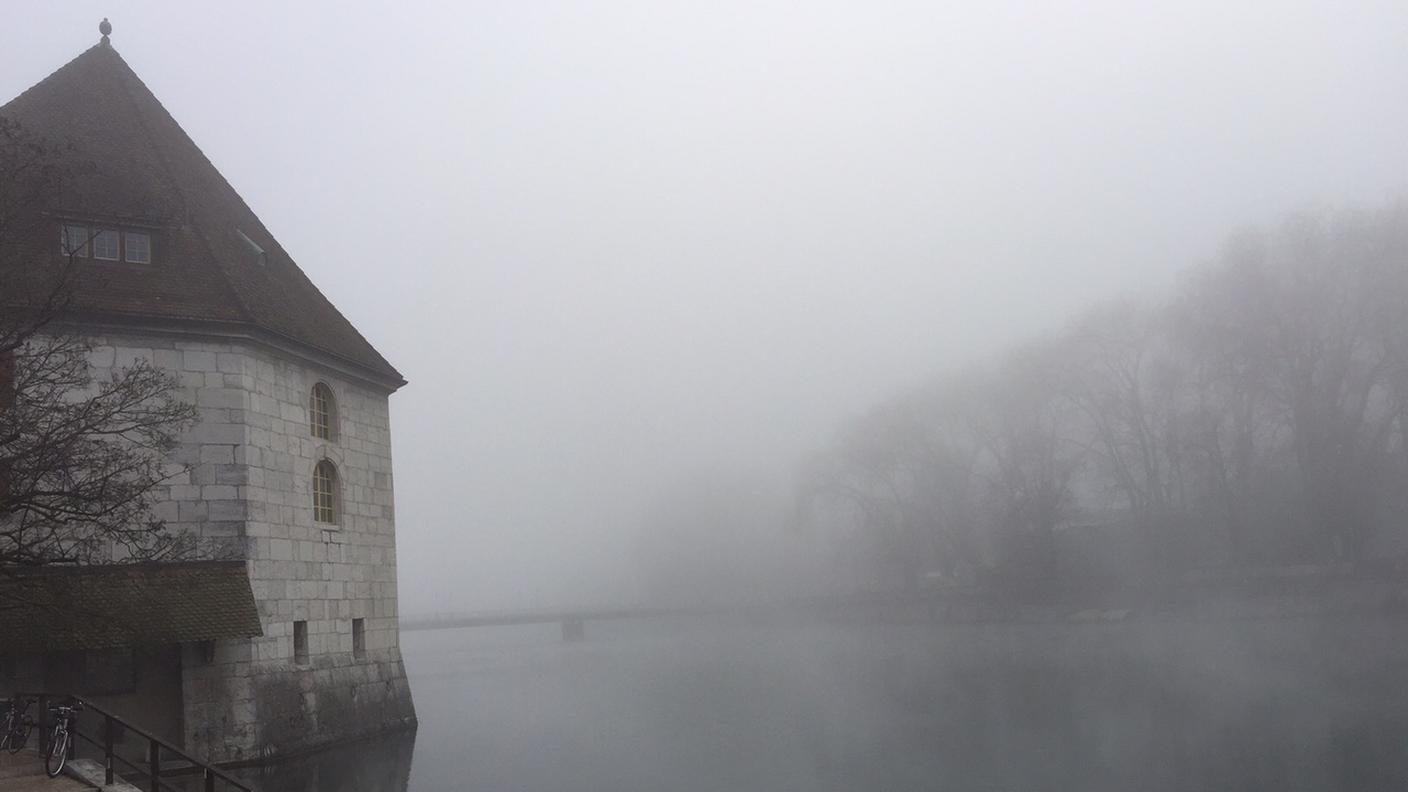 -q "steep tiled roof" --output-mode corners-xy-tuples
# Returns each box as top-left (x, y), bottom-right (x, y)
(0, 40), (404, 388)
(0, 561), (263, 653)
